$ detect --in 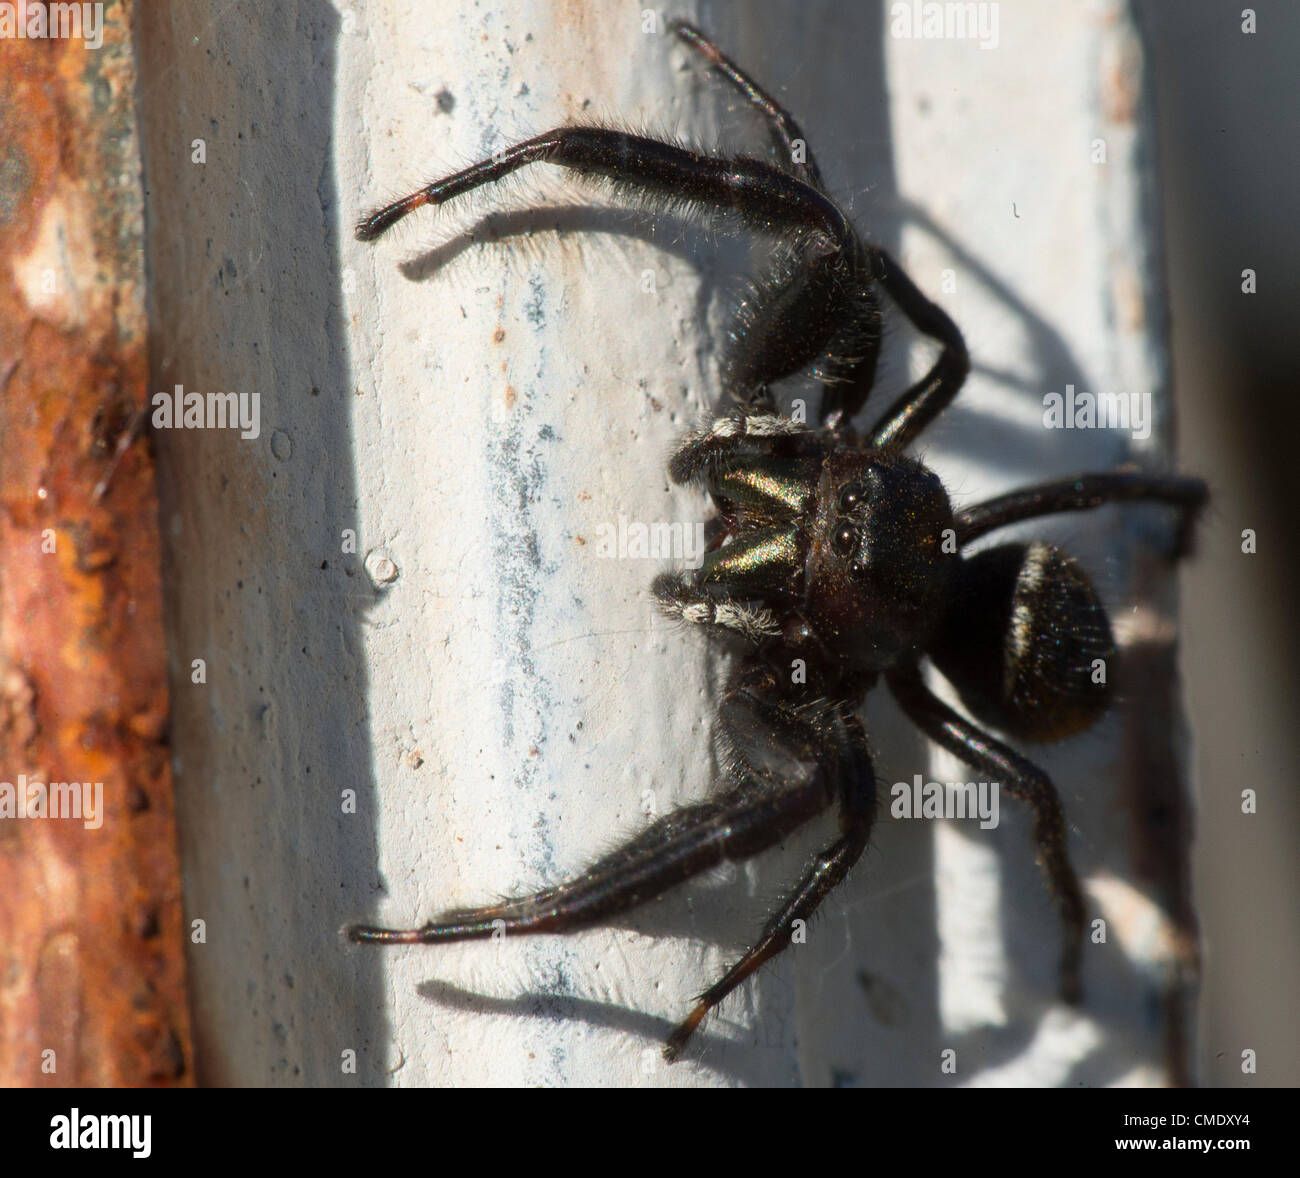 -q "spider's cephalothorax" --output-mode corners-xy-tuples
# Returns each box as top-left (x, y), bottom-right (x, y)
(348, 22), (1207, 1061)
